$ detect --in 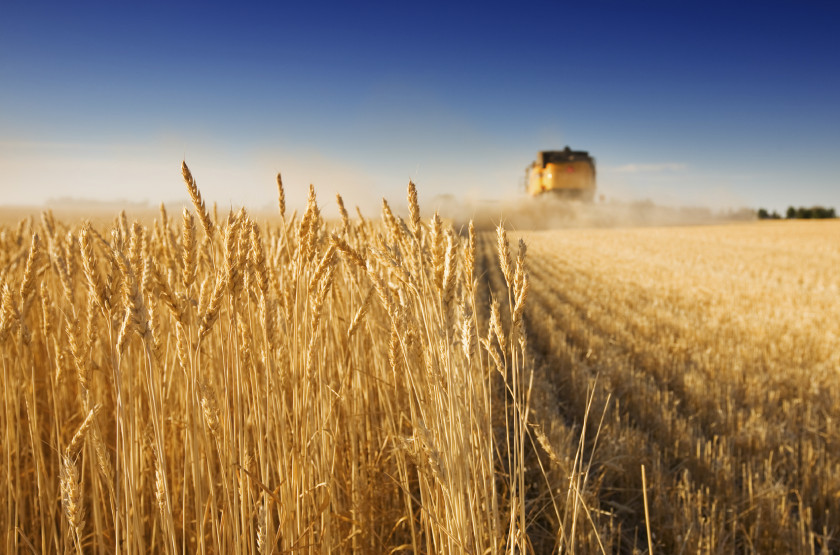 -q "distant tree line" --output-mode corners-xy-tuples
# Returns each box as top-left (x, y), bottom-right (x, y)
(757, 206), (836, 220)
